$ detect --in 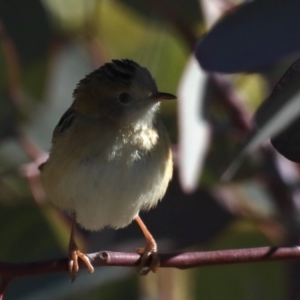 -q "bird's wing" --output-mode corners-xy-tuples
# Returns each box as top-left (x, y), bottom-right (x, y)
(52, 107), (78, 141)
